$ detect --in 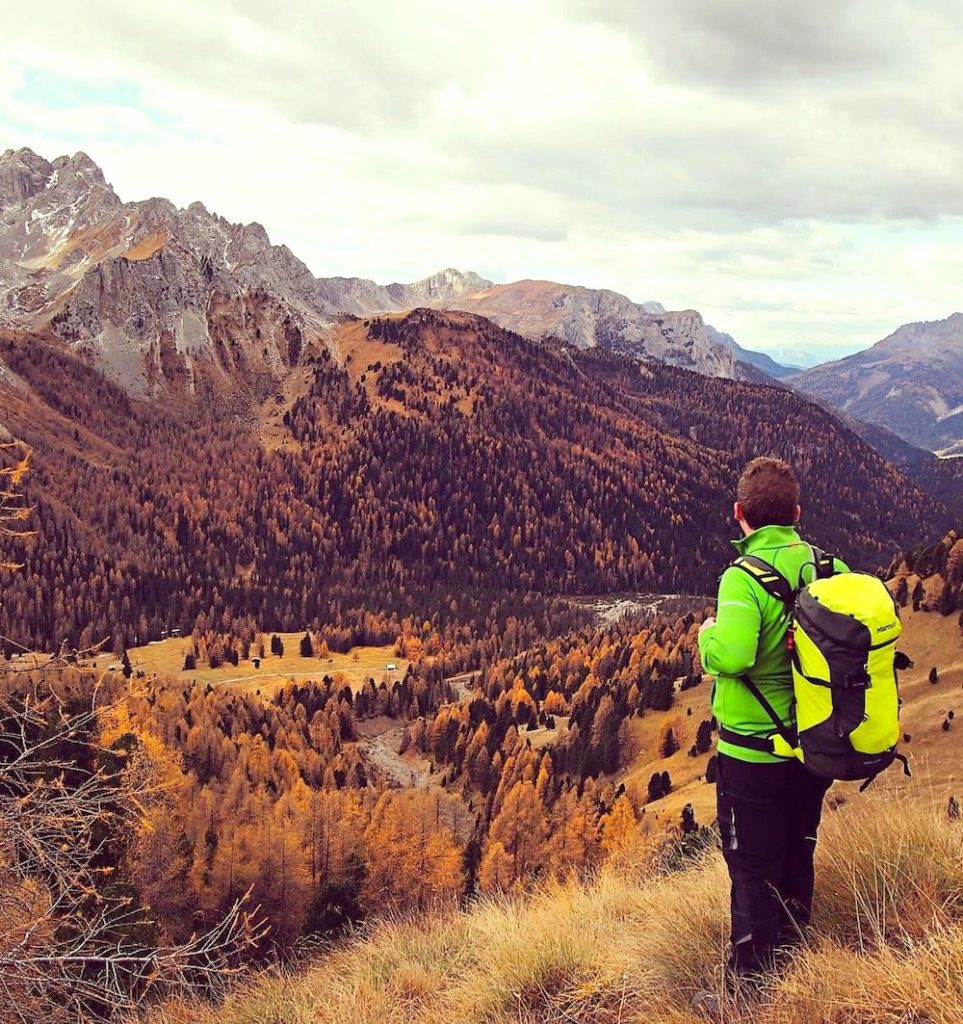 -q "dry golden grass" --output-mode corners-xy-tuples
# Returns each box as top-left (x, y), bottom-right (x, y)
(336, 317), (409, 413)
(619, 688), (717, 830)
(257, 364), (315, 454)
(126, 635), (407, 698)
(883, 602), (963, 800)
(334, 314), (478, 417)
(144, 792), (963, 1024)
